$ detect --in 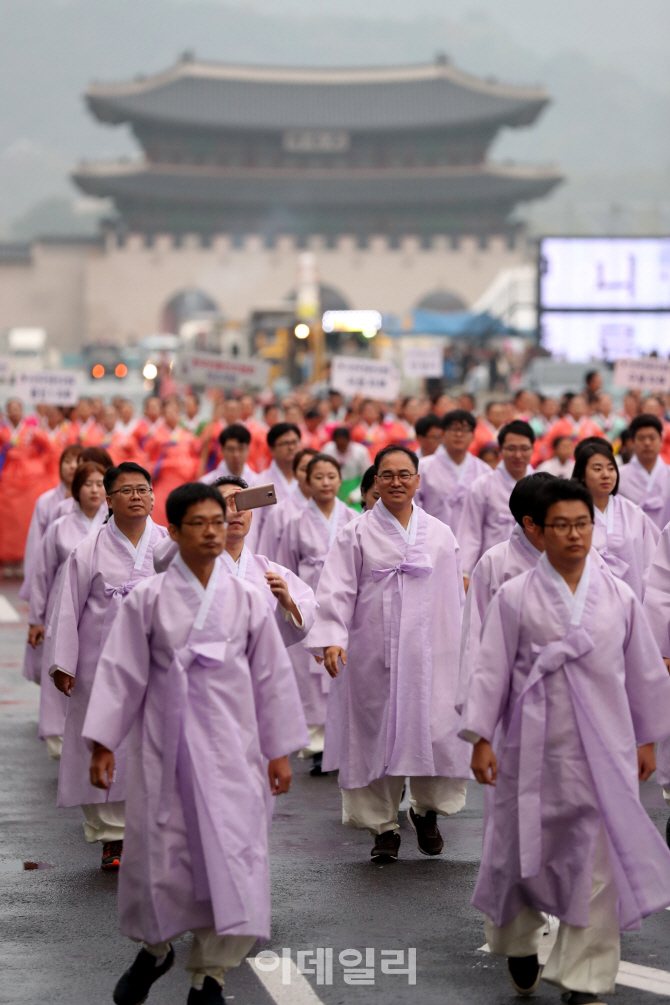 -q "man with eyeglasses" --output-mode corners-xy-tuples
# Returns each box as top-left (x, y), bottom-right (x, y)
(461, 477), (670, 1004)
(305, 444), (471, 863)
(254, 422), (301, 552)
(458, 420), (535, 585)
(618, 413), (670, 530)
(83, 481), (308, 1005)
(48, 461), (167, 871)
(416, 409), (491, 532)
